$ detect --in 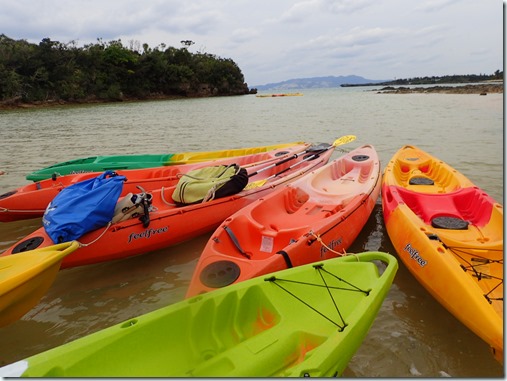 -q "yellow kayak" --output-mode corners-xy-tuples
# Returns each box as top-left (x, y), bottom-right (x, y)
(0, 241), (80, 327)
(382, 145), (503, 363)
(25, 141), (307, 181)
(256, 93), (303, 98)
